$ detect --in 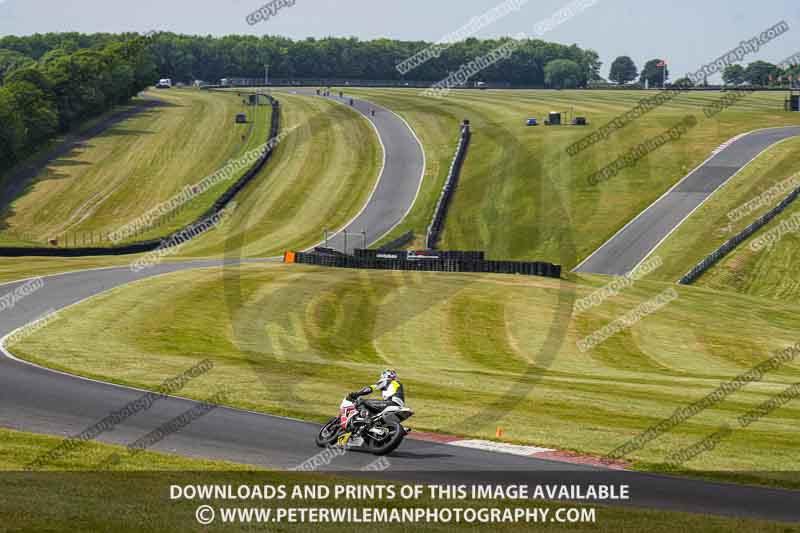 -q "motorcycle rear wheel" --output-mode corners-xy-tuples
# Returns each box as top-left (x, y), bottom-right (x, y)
(315, 417), (341, 448)
(366, 421), (404, 456)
